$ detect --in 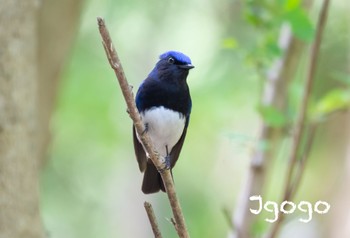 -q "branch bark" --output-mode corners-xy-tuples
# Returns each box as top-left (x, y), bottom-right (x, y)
(97, 17), (189, 238)
(267, 0), (330, 237)
(144, 202), (163, 238)
(0, 1), (45, 237)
